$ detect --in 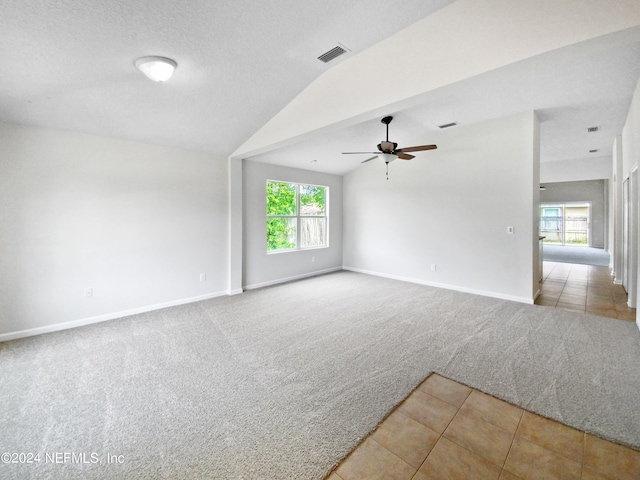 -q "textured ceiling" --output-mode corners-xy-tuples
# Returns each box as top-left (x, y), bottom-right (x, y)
(2, 0), (639, 177)
(248, 26), (640, 175)
(0, 0), (453, 157)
